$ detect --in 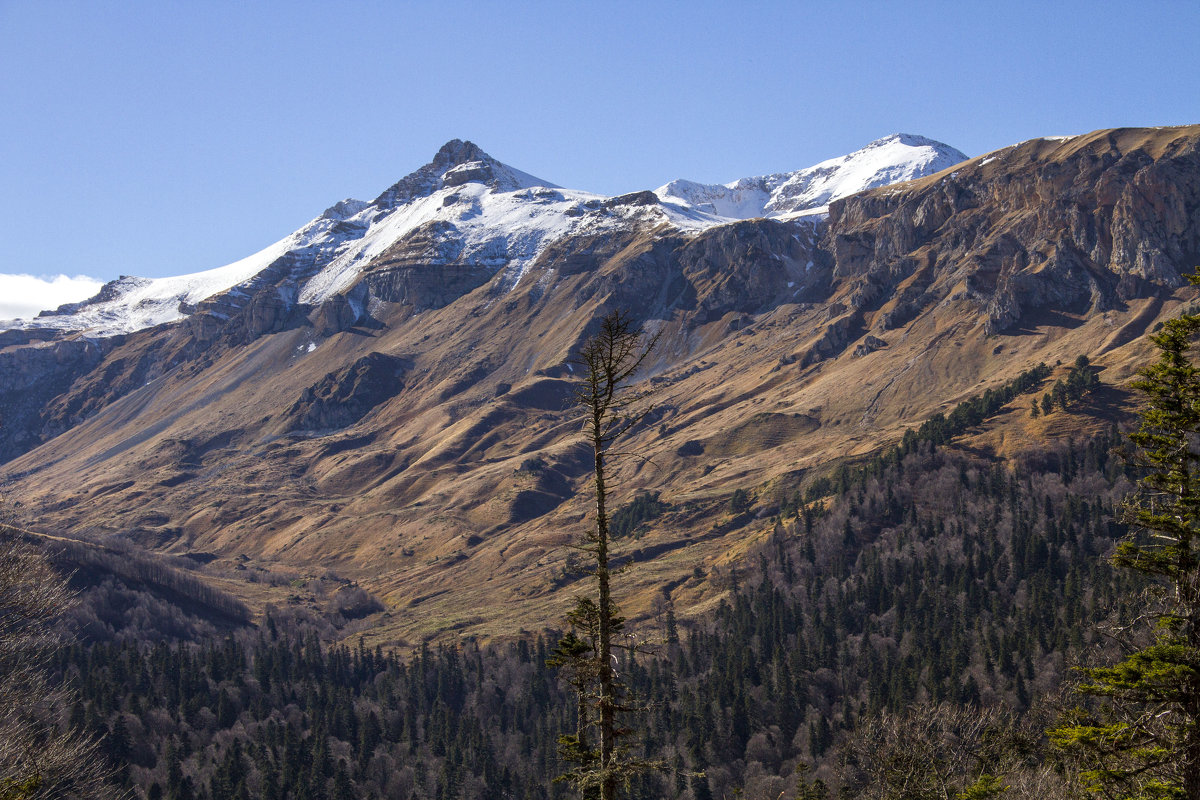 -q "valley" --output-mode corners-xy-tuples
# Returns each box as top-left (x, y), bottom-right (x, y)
(4, 123), (1200, 800)
(4, 126), (1197, 647)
